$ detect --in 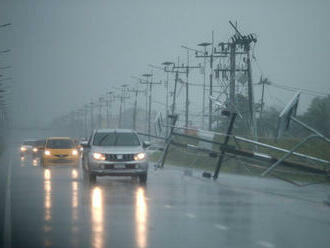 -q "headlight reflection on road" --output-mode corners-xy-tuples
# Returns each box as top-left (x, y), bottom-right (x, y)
(44, 169), (52, 221)
(43, 168), (53, 247)
(71, 180), (79, 246)
(71, 169), (78, 179)
(91, 187), (104, 248)
(44, 169), (51, 180)
(135, 187), (148, 248)
(33, 159), (38, 166)
(72, 181), (79, 212)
